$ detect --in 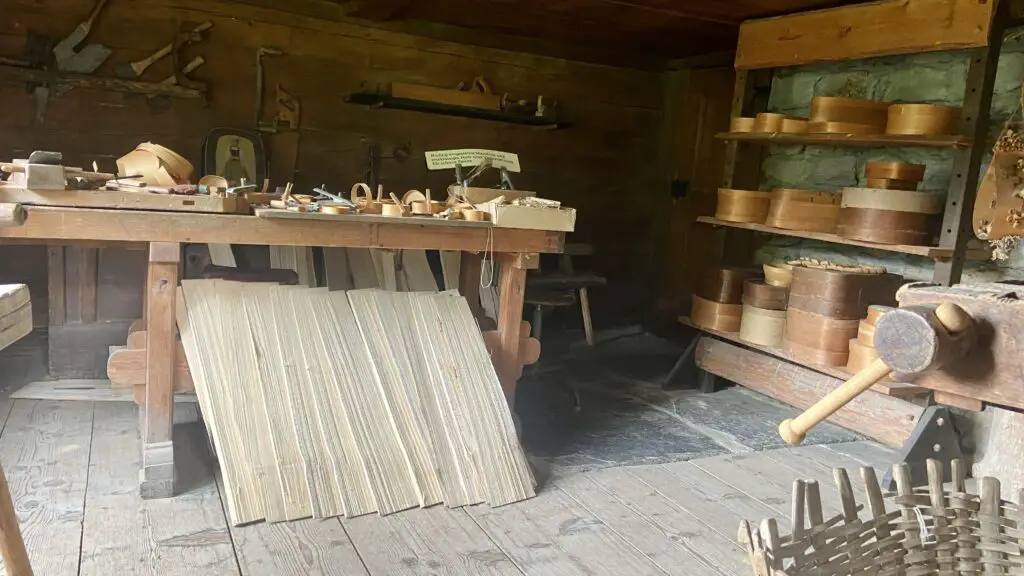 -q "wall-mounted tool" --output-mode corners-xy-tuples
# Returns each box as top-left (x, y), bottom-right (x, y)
(255, 47), (282, 129)
(147, 56), (205, 113)
(115, 21), (212, 80)
(53, 0), (110, 73)
(171, 23), (212, 92)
